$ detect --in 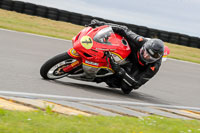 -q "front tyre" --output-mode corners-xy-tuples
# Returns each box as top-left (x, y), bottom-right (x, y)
(40, 52), (77, 80)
